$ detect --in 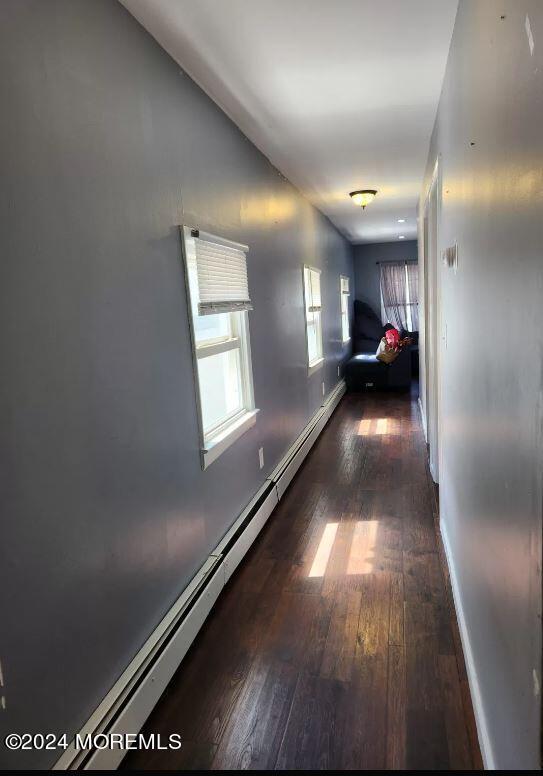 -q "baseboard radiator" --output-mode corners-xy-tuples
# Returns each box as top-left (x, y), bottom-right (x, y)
(54, 379), (346, 770)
